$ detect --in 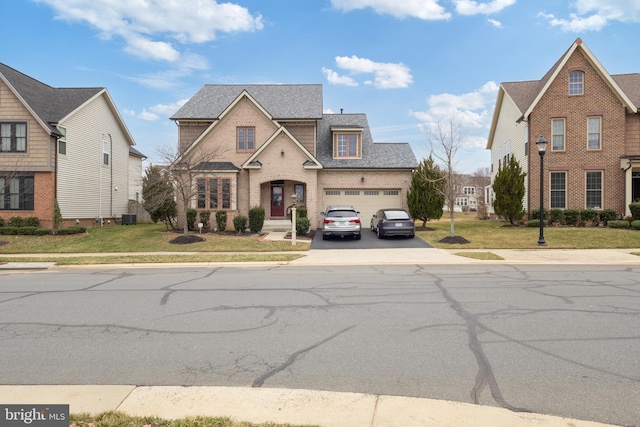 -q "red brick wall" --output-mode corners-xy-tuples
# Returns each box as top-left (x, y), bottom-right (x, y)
(0, 172), (55, 228)
(528, 48), (627, 215)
